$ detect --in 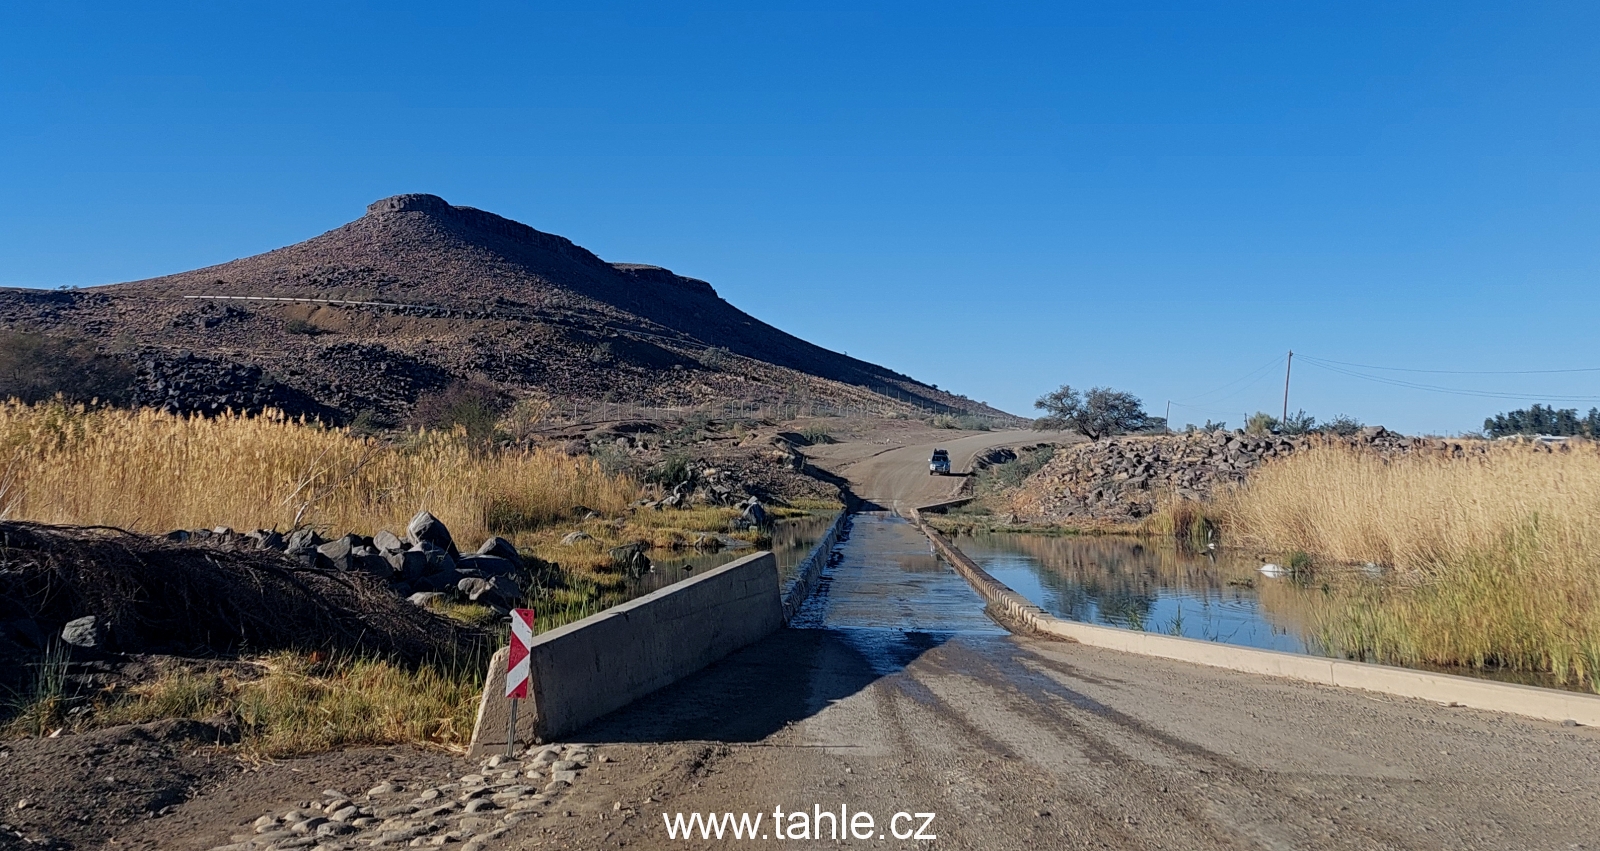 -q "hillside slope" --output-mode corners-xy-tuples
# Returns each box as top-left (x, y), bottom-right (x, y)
(0, 194), (1012, 425)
